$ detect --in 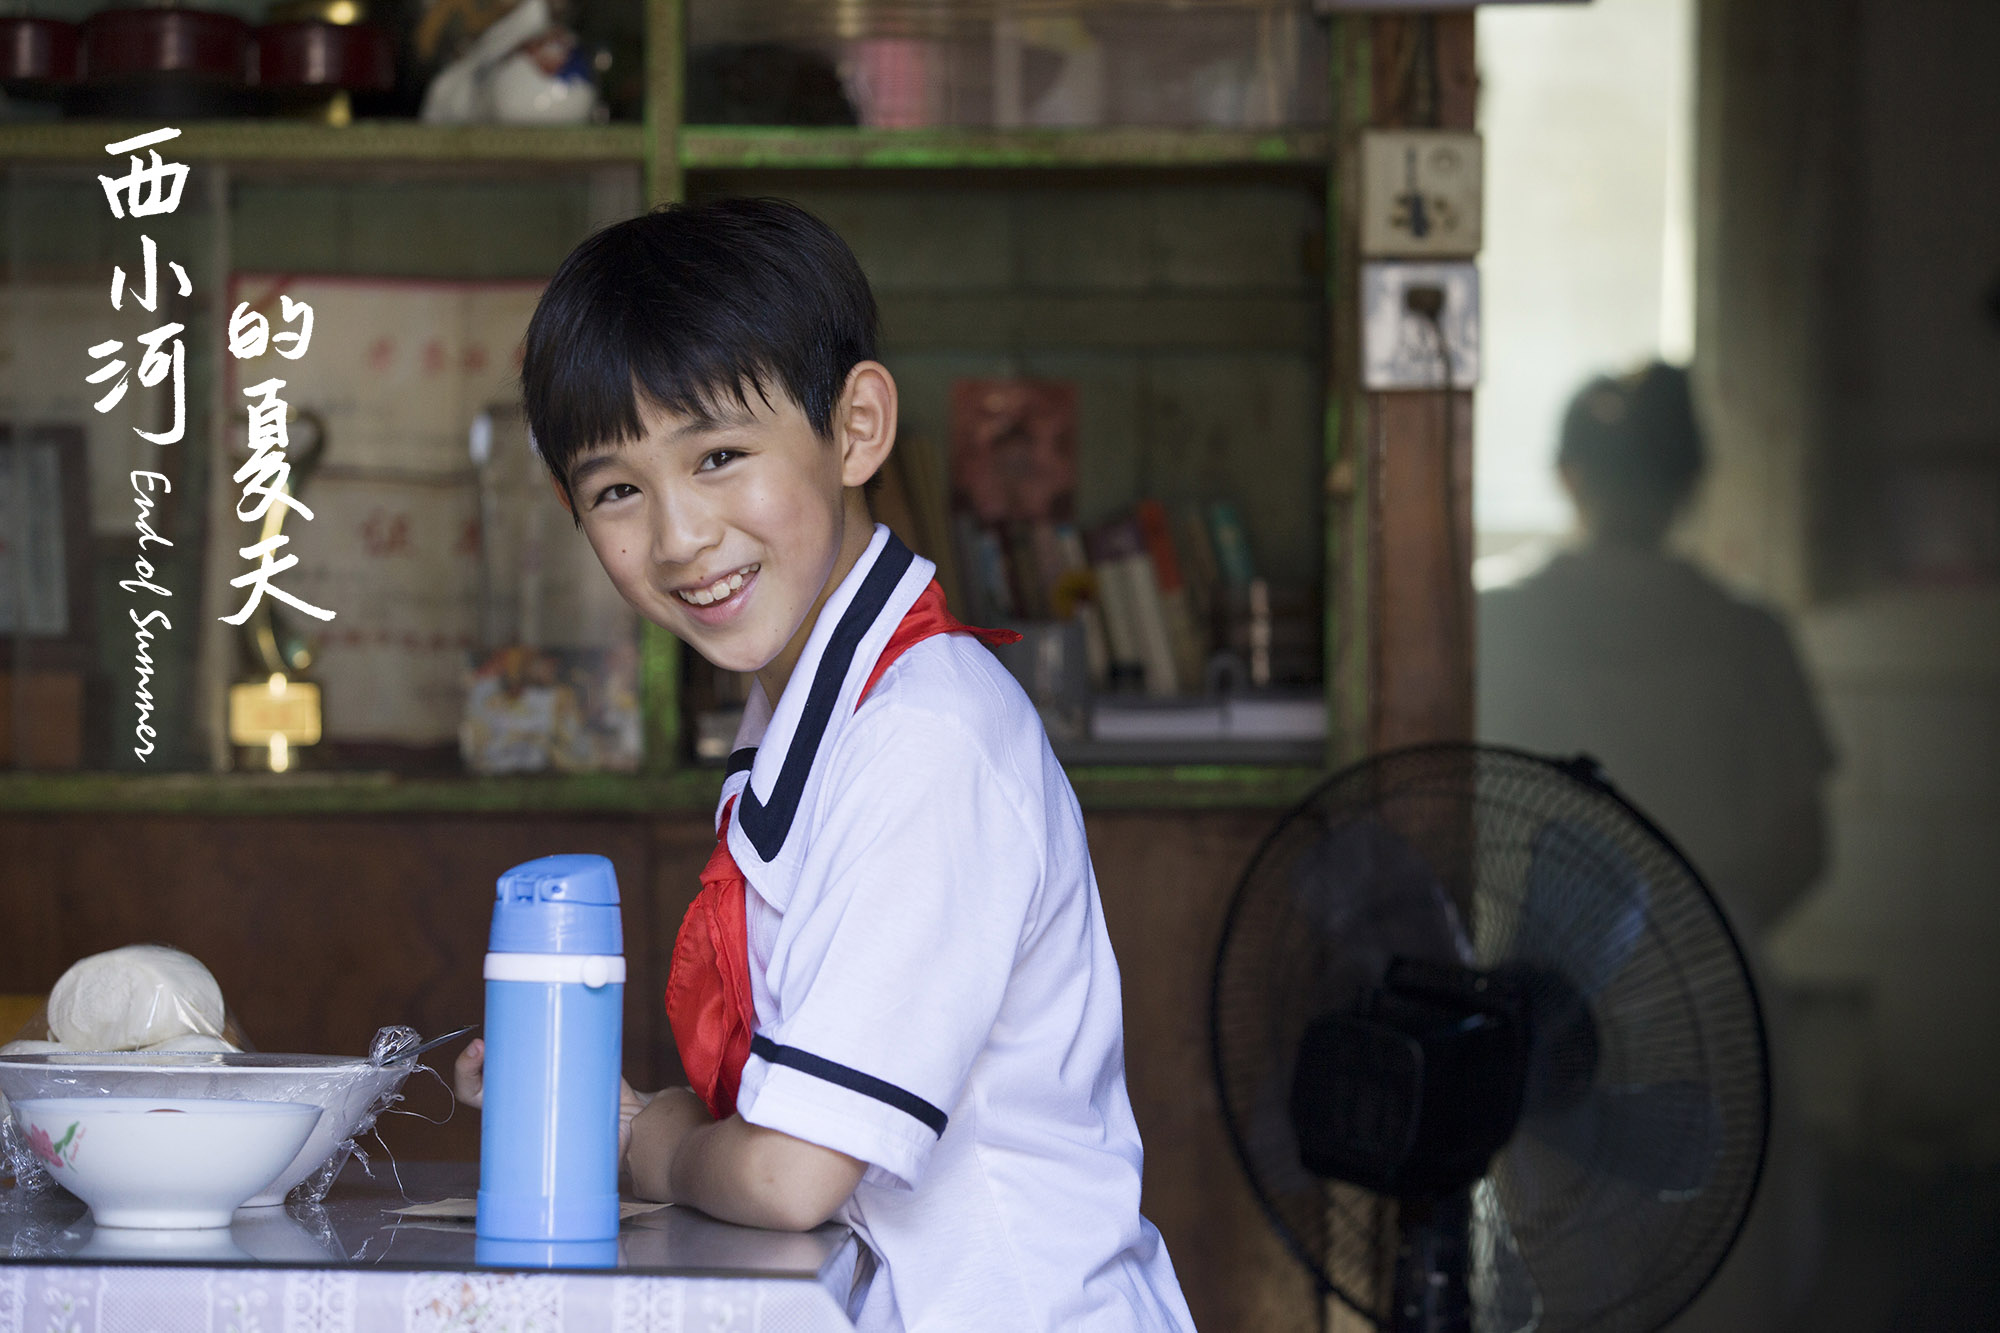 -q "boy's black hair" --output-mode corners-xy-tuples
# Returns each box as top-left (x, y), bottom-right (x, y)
(522, 197), (881, 508)
(1558, 361), (1705, 546)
